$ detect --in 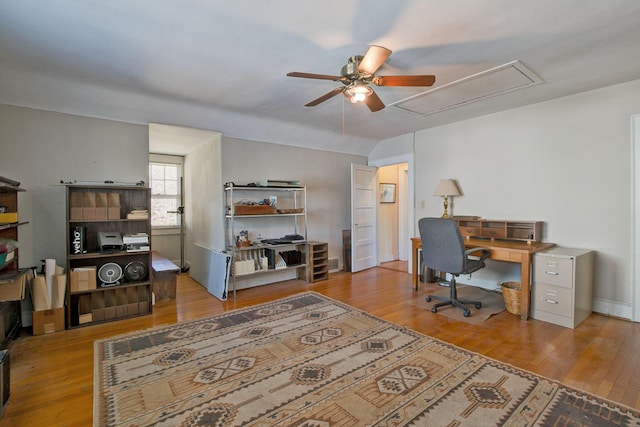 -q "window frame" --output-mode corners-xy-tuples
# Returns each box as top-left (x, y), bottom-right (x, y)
(149, 153), (184, 231)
